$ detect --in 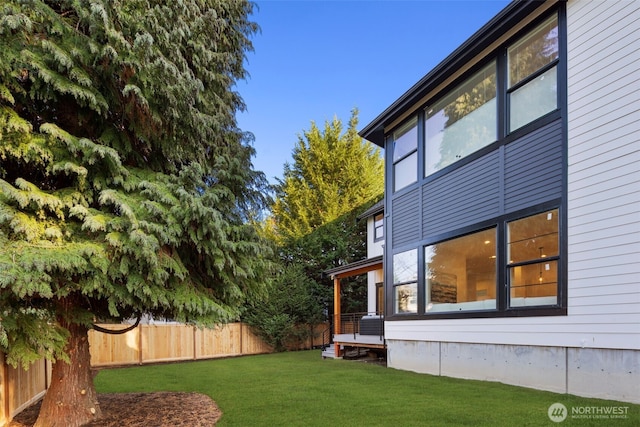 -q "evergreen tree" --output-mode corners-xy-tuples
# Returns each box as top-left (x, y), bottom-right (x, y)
(251, 110), (383, 345)
(0, 1), (270, 425)
(272, 109), (383, 245)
